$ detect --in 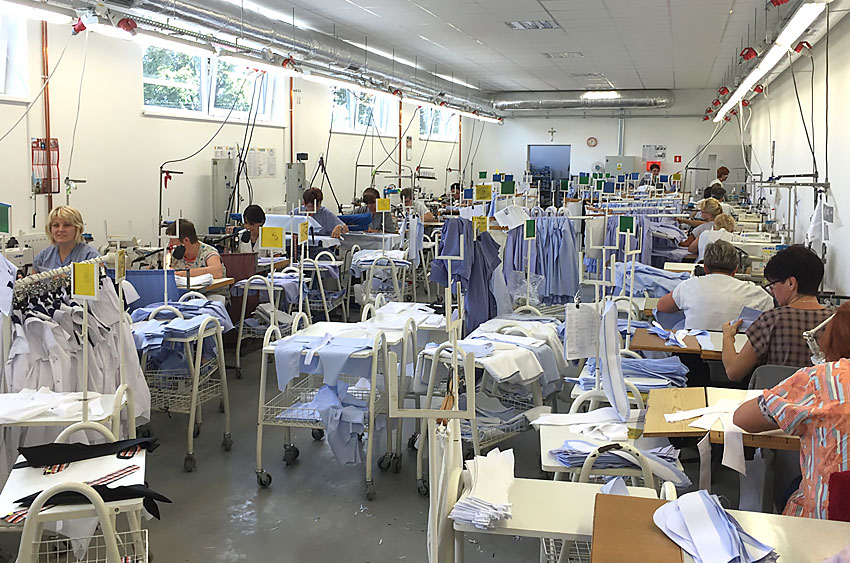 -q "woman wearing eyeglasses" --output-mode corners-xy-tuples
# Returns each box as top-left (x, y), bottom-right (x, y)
(722, 245), (831, 382)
